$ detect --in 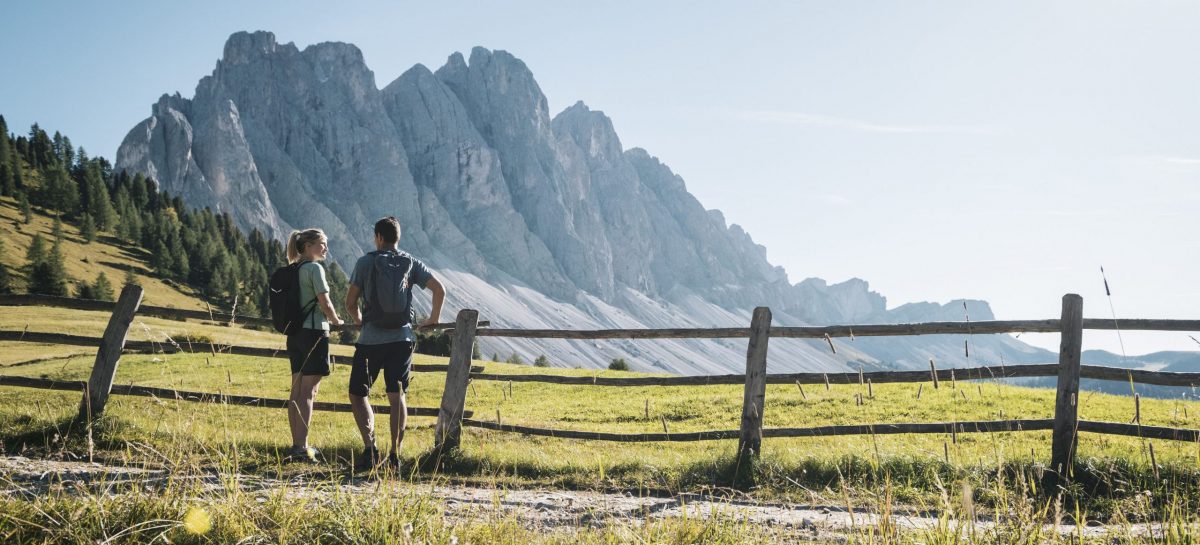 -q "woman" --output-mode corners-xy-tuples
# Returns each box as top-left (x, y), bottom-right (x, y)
(284, 228), (343, 463)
